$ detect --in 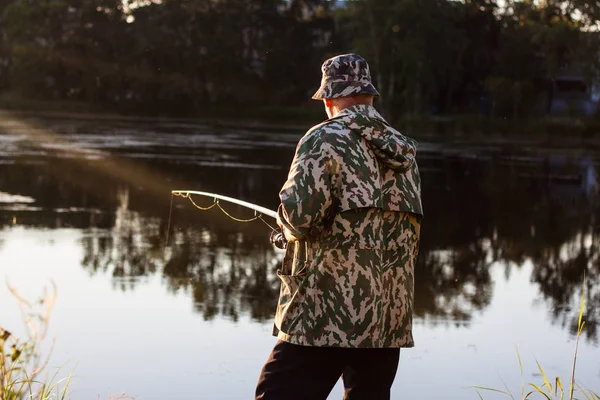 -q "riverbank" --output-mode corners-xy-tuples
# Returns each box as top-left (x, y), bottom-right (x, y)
(0, 93), (316, 133)
(1, 92), (600, 148)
